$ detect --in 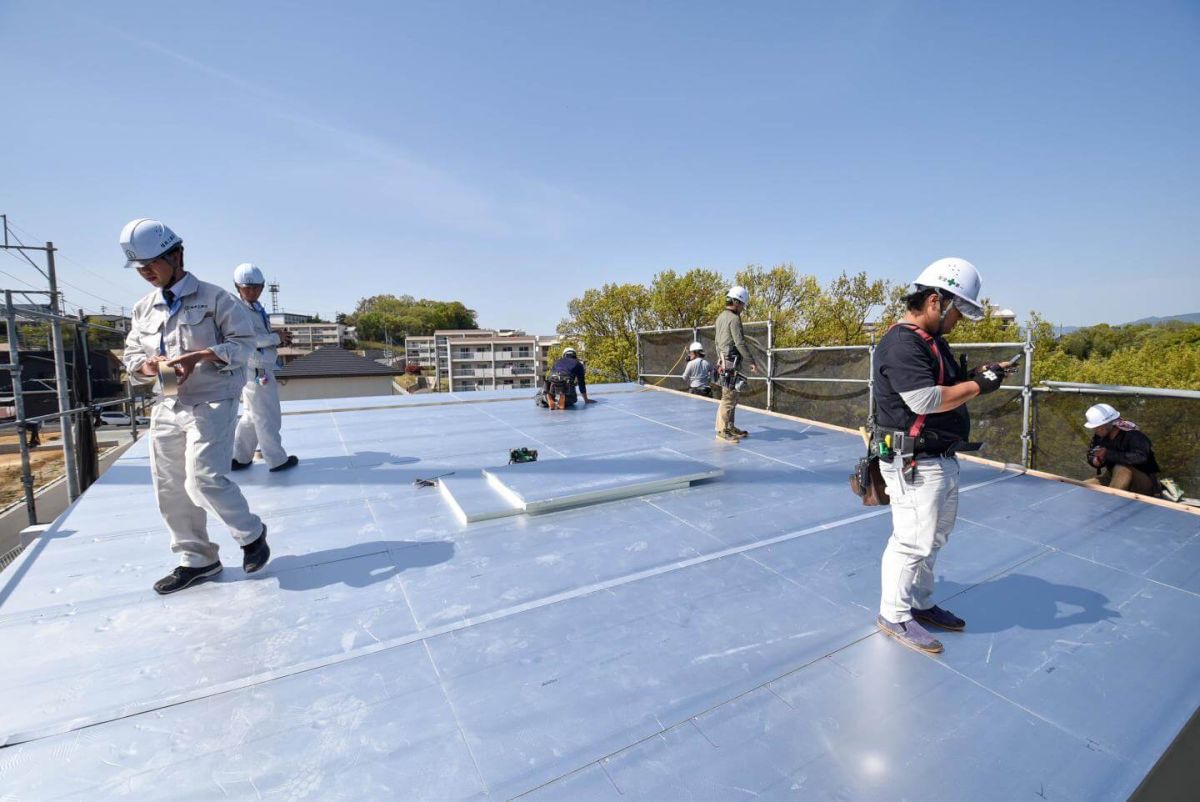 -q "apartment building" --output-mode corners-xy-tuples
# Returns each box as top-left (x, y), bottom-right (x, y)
(268, 312), (315, 326)
(278, 322), (350, 351)
(405, 329), (563, 392)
